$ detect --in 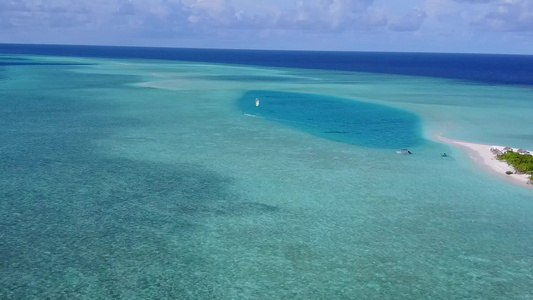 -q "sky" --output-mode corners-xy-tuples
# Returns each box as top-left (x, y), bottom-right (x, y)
(0, 0), (532, 54)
